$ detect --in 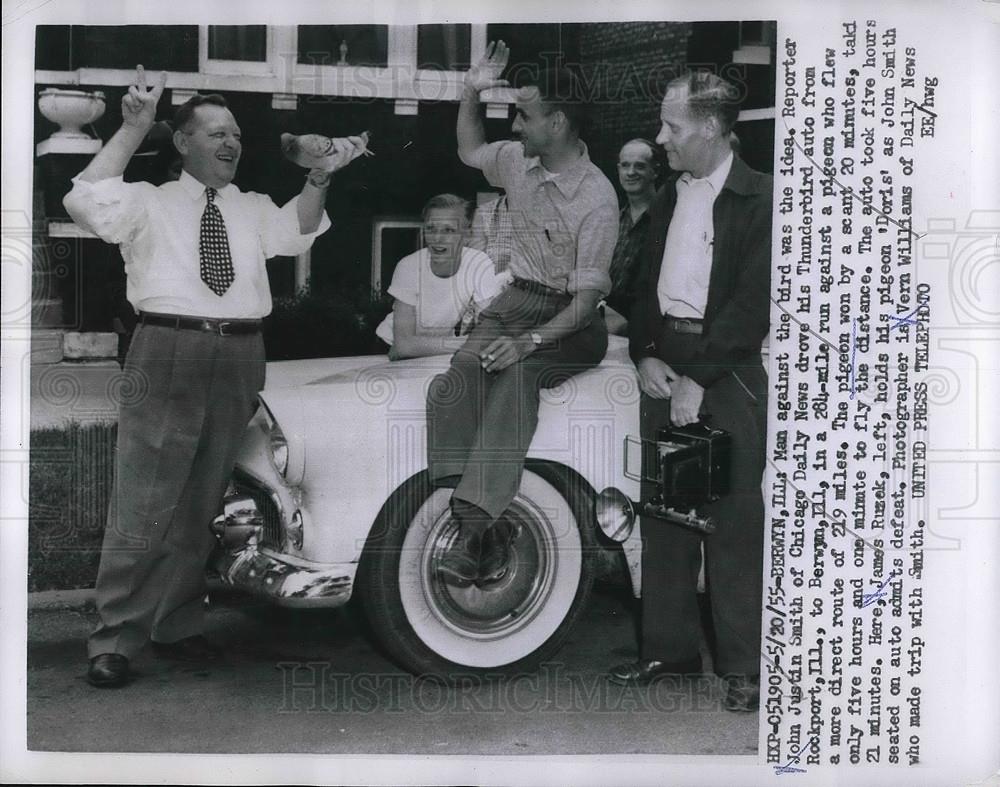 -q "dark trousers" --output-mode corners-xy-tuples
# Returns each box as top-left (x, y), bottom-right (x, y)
(88, 322), (264, 658)
(639, 326), (767, 676)
(427, 284), (608, 521)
